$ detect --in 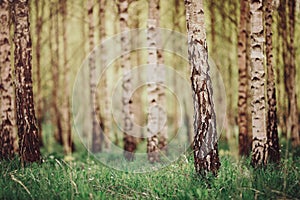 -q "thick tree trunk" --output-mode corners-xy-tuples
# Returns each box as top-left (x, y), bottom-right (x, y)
(238, 0), (250, 157)
(250, 0), (268, 167)
(265, 0), (280, 163)
(0, 0), (16, 160)
(286, 0), (300, 148)
(88, 0), (104, 153)
(185, 0), (220, 176)
(118, 0), (137, 161)
(34, 0), (45, 147)
(61, 0), (74, 155)
(13, 0), (41, 164)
